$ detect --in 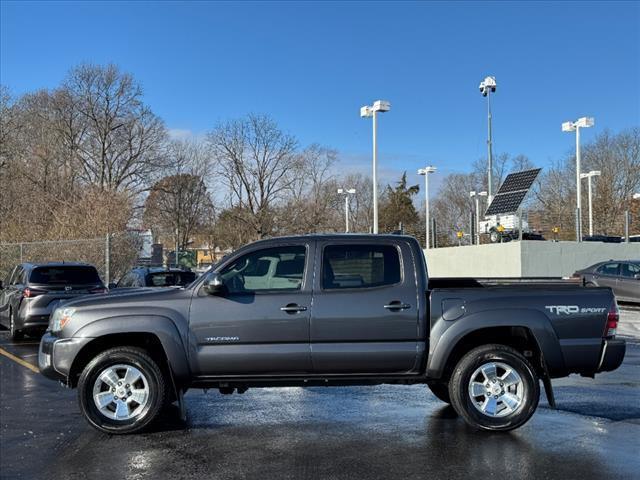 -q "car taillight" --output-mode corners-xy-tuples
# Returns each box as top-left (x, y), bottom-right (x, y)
(23, 287), (46, 298)
(89, 287), (108, 294)
(605, 300), (619, 338)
